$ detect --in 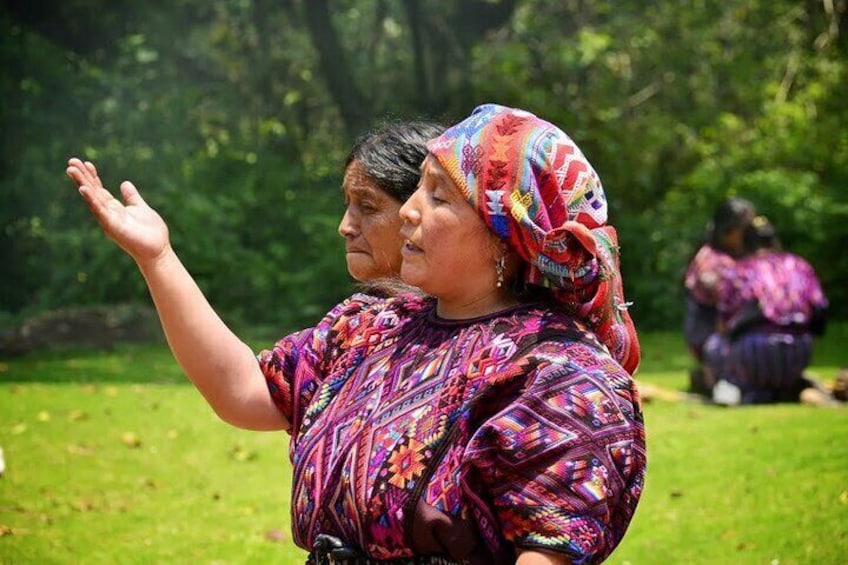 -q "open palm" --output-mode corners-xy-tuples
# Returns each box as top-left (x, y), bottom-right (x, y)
(66, 158), (170, 264)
